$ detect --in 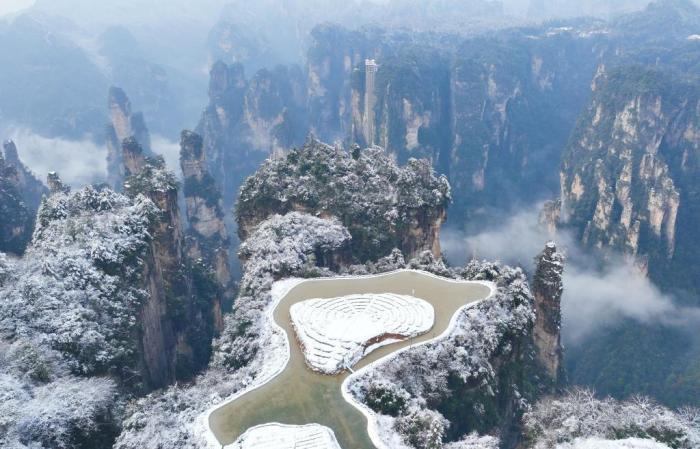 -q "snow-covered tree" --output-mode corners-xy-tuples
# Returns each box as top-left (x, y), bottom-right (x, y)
(395, 406), (450, 449)
(0, 186), (158, 448)
(1, 186), (157, 376)
(214, 212), (351, 369)
(237, 137), (450, 261)
(523, 388), (700, 449)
